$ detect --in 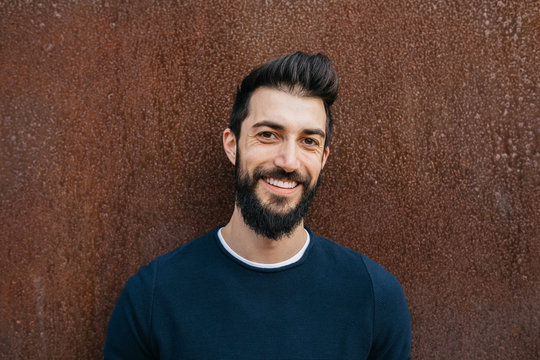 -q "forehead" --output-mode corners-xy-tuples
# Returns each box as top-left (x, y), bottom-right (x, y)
(242, 87), (326, 133)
